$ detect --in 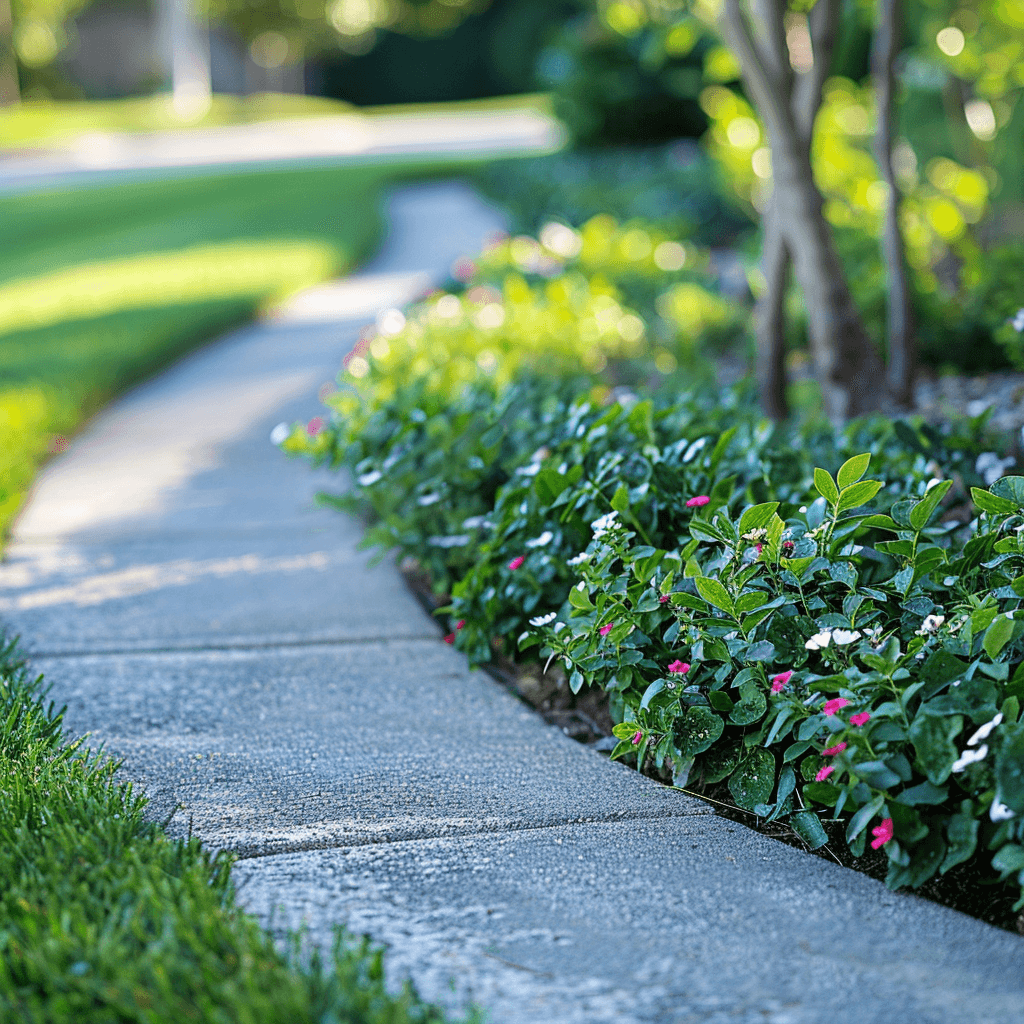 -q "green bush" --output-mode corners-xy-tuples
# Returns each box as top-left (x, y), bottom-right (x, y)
(0, 637), (471, 1023)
